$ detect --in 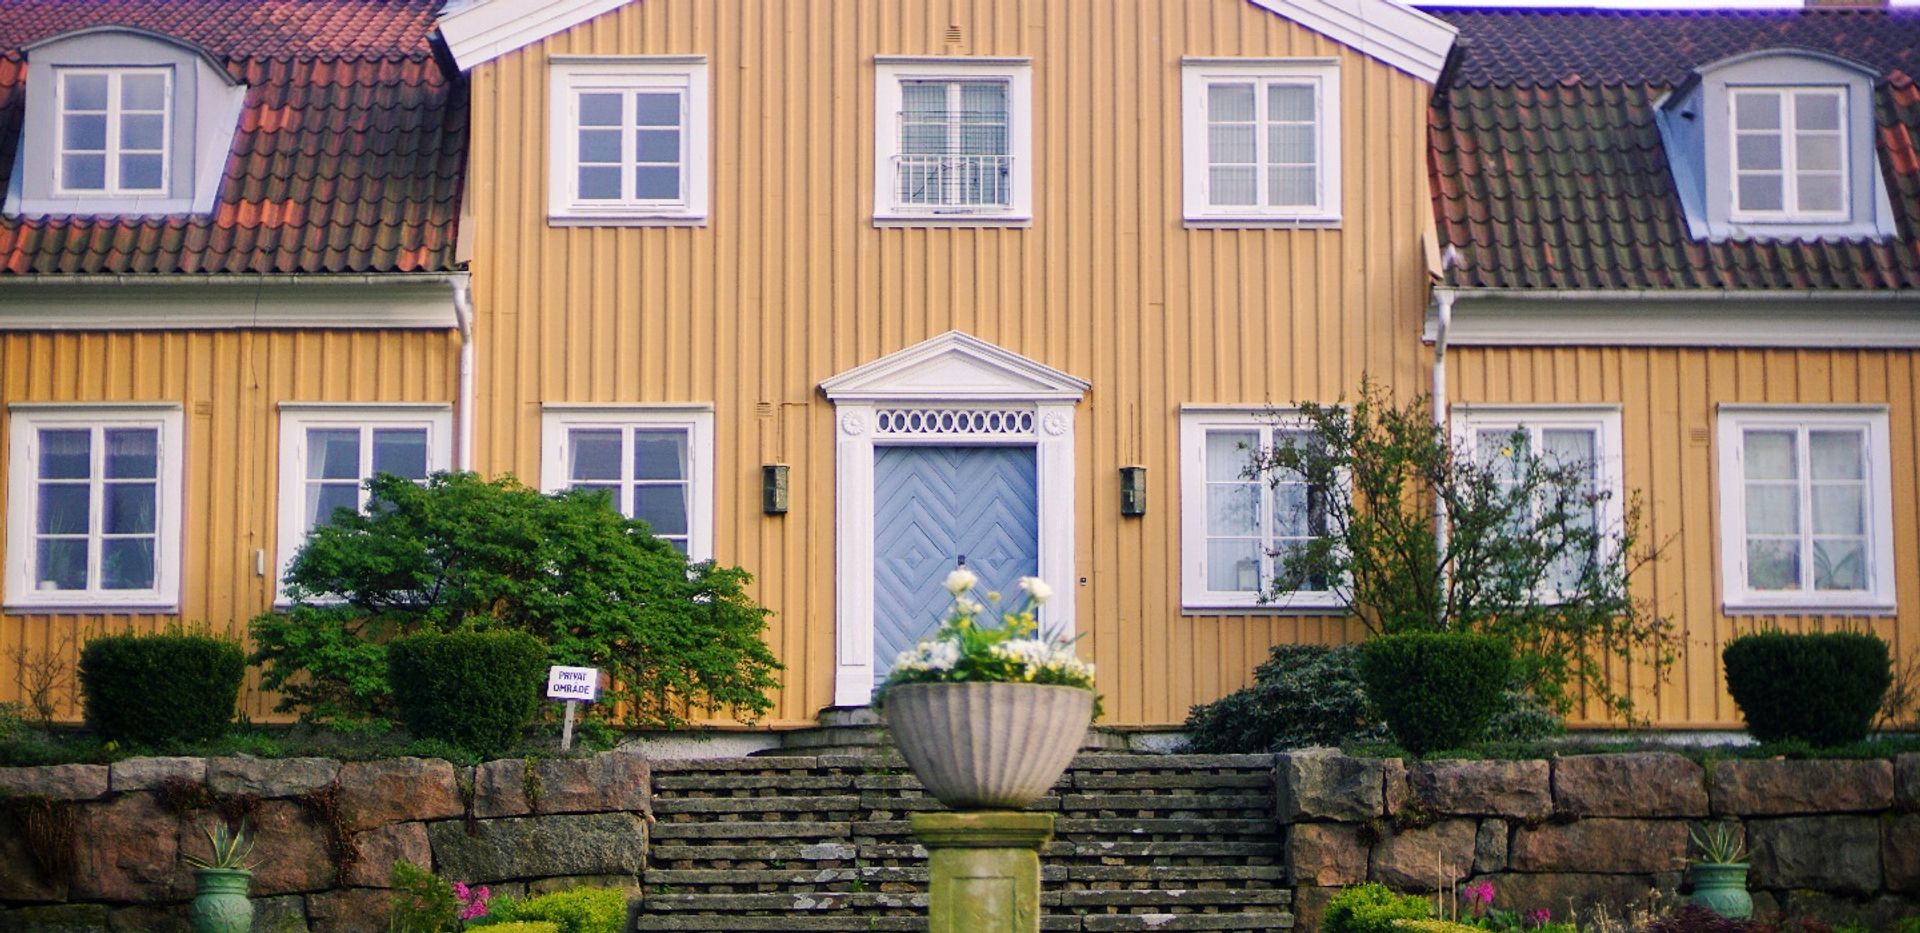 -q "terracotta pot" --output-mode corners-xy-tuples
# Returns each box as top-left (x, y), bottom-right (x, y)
(884, 681), (1094, 810)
